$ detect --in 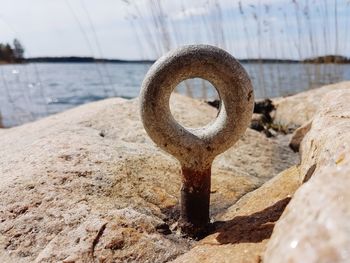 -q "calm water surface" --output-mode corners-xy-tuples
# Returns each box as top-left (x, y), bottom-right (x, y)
(1, 62), (349, 127)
